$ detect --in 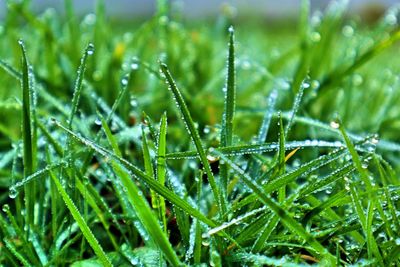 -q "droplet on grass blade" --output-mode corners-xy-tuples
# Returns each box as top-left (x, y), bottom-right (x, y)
(130, 62), (139, 70)
(94, 118), (102, 126)
(342, 25), (354, 37)
(87, 43), (95, 55)
(9, 187), (18, 199)
(121, 76), (129, 86)
(330, 121), (340, 129)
